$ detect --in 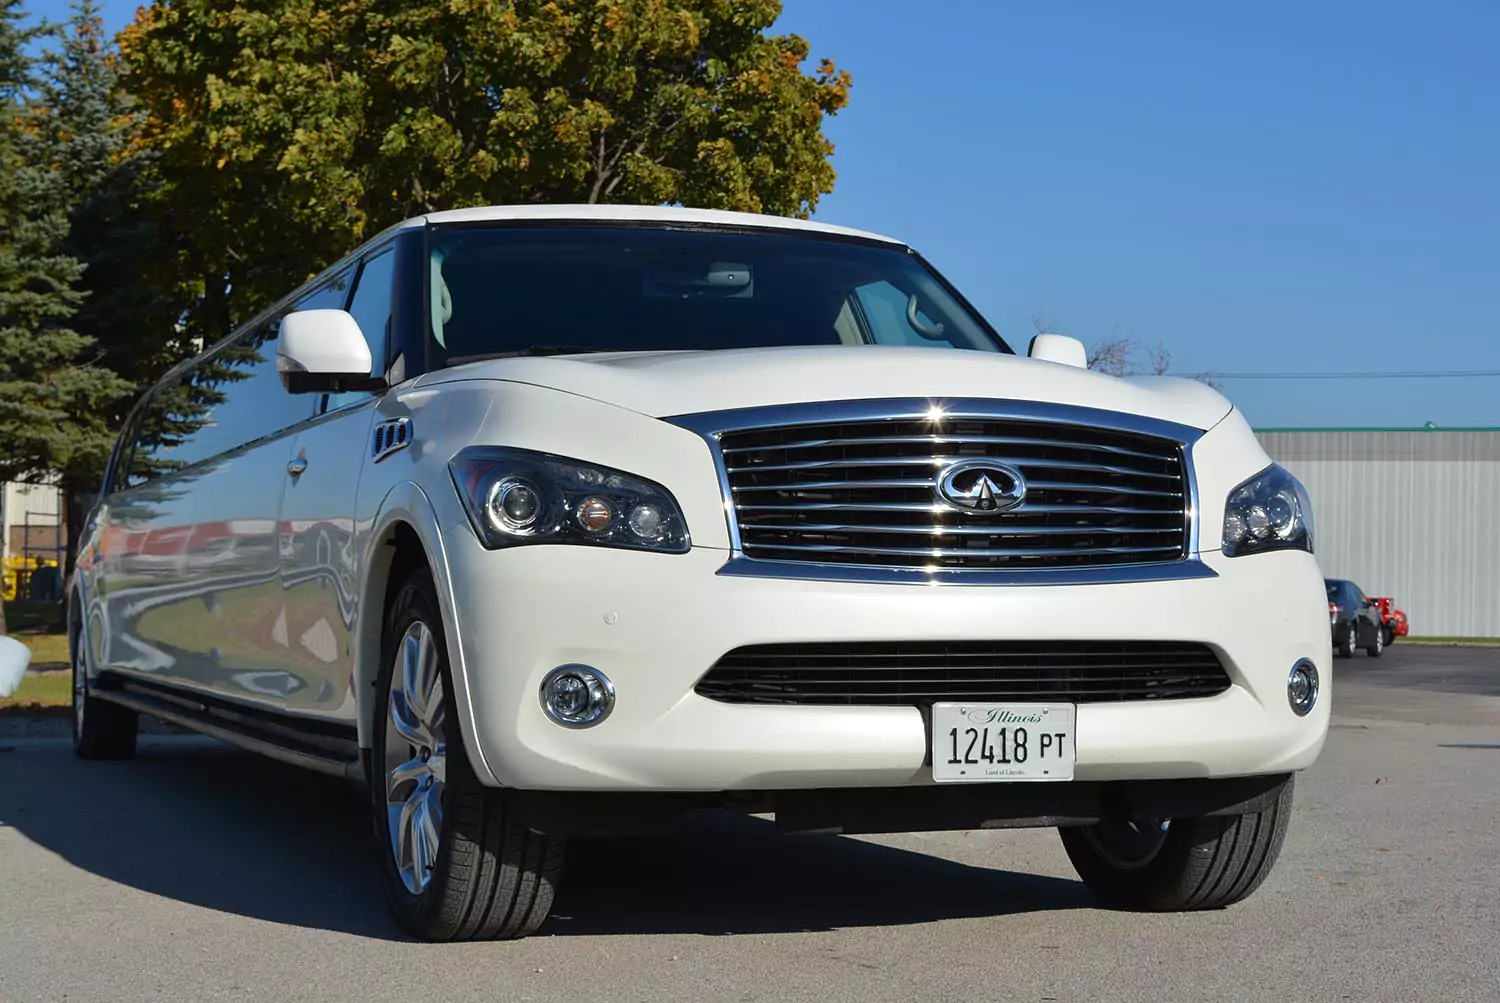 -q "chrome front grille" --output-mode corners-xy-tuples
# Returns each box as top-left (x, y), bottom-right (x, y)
(711, 405), (1190, 572)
